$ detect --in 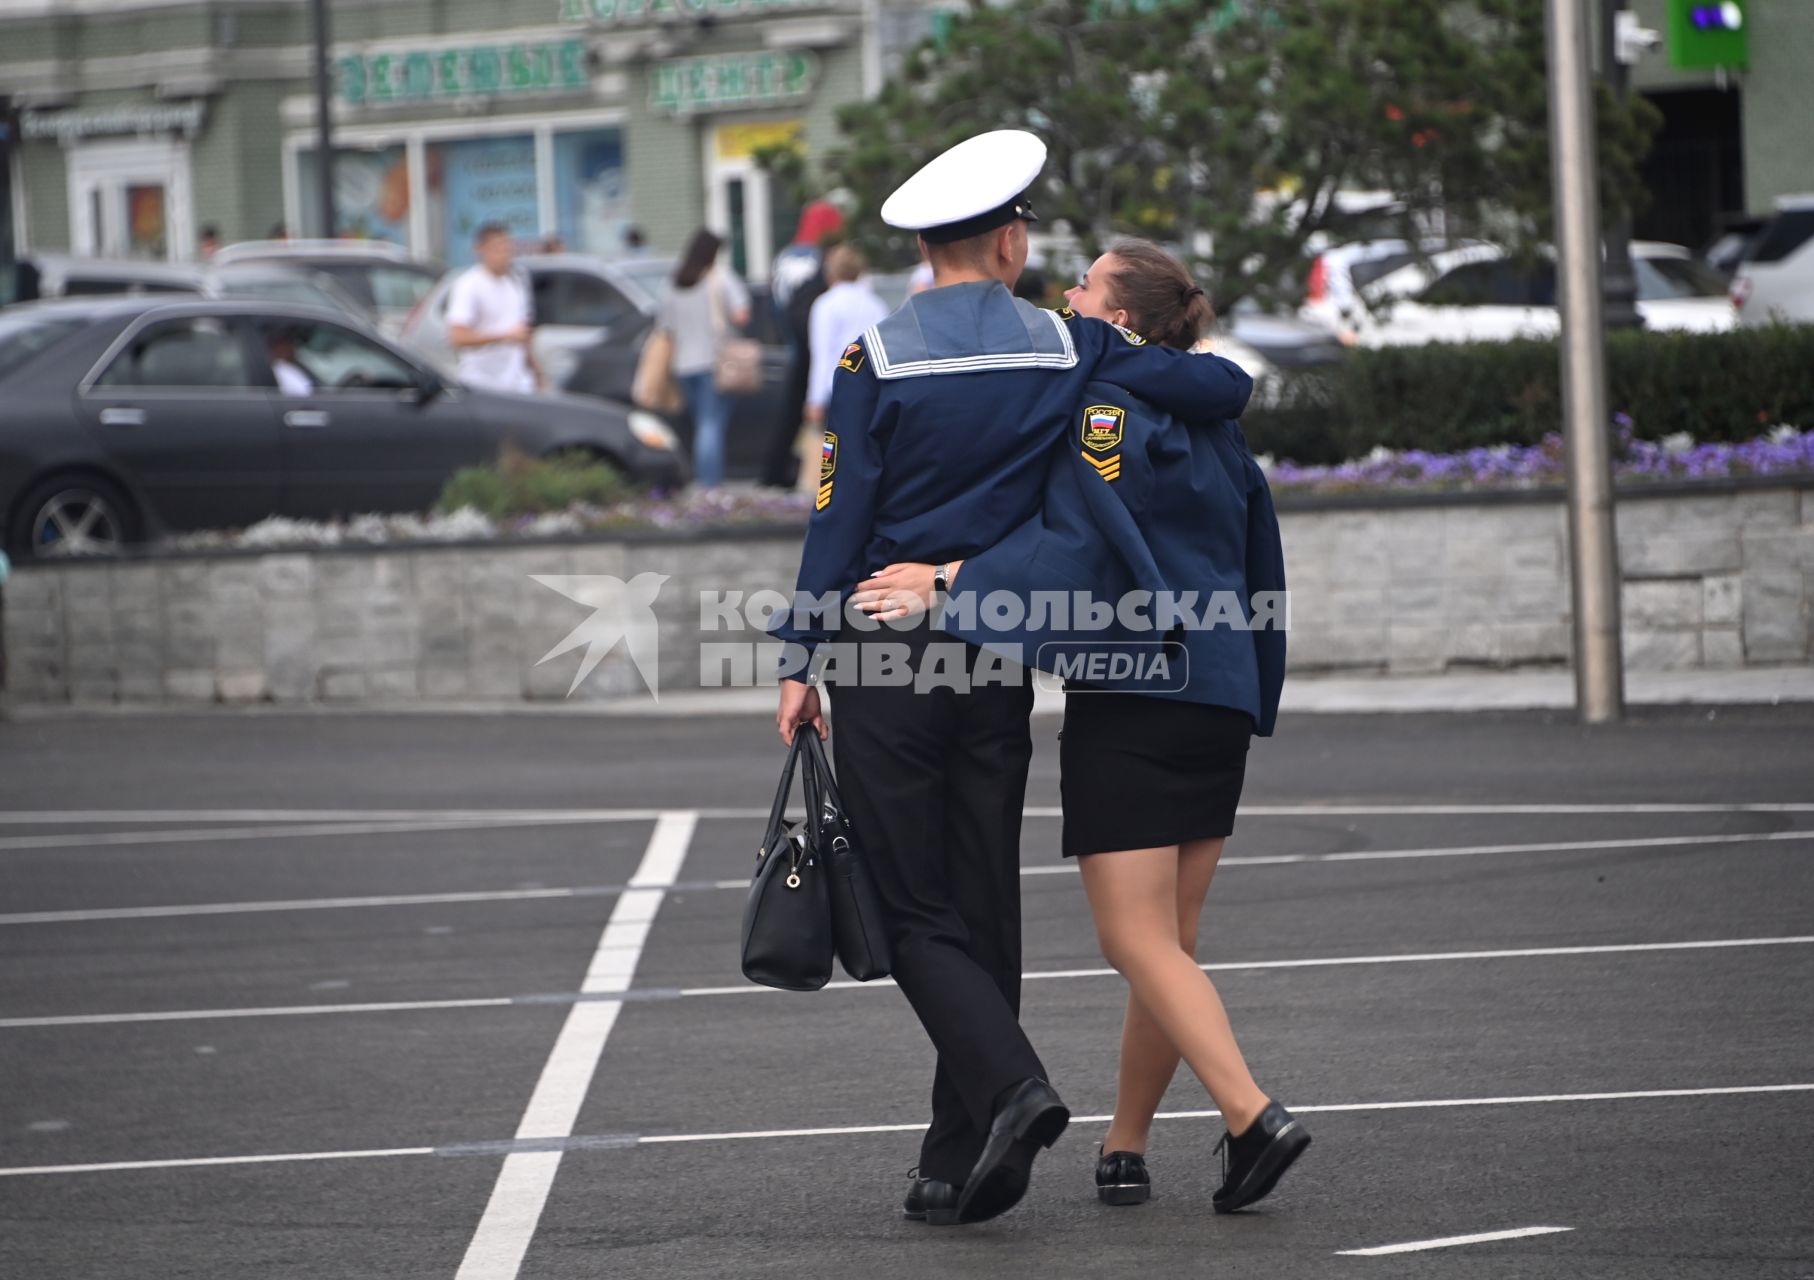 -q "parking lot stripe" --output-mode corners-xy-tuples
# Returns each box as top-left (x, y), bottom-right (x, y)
(0, 817), (627, 854)
(0, 1147), (438, 1177)
(1336, 1226), (1574, 1256)
(7, 829), (1808, 927)
(3, 801), (1809, 826)
(453, 810), (695, 1280)
(0, 998), (515, 1028)
(674, 934), (1814, 996)
(4, 1083), (1804, 1180)
(6, 935), (1806, 1030)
